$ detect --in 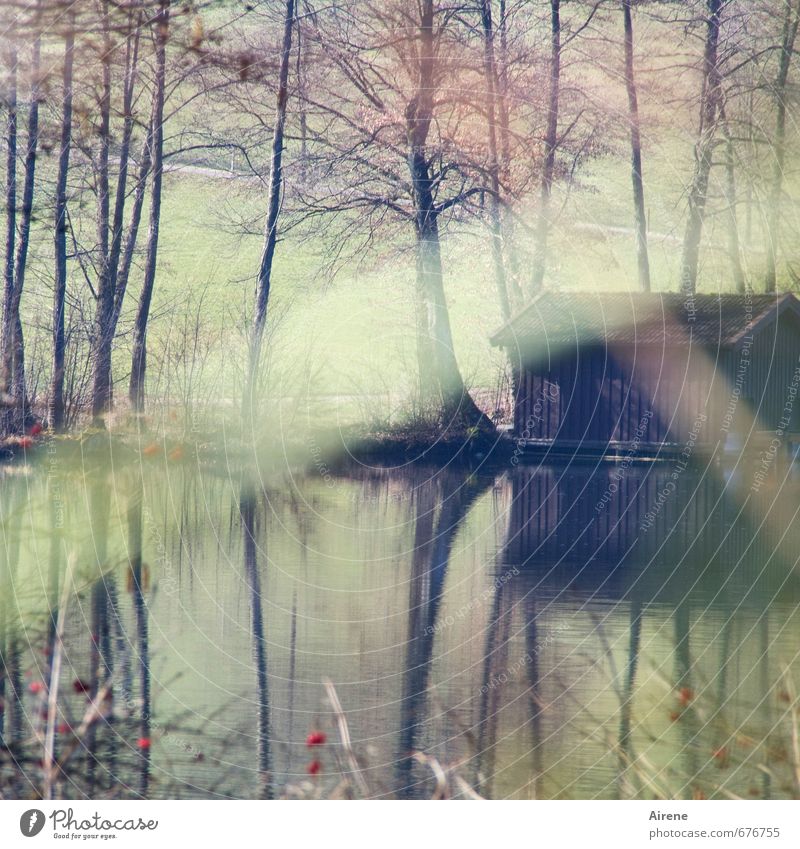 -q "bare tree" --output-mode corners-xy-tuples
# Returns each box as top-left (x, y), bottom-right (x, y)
(130, 0), (171, 412)
(530, 0), (560, 294)
(405, 0), (487, 422)
(2, 42), (19, 417)
(622, 0), (650, 292)
(50, 13), (75, 431)
(764, 0), (800, 292)
(480, 0), (512, 321)
(89, 1), (146, 422)
(679, 0), (724, 297)
(719, 98), (746, 291)
(2, 15), (40, 428)
(242, 0), (295, 429)
(296, 1), (506, 426)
